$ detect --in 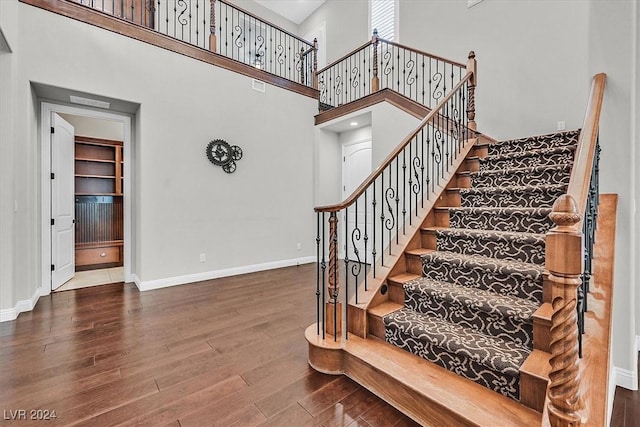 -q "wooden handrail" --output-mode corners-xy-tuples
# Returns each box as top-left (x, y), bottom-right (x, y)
(316, 37), (468, 76)
(315, 71), (473, 213)
(377, 38), (467, 69)
(218, 0), (313, 47)
(566, 73), (607, 219)
(316, 40), (374, 74)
